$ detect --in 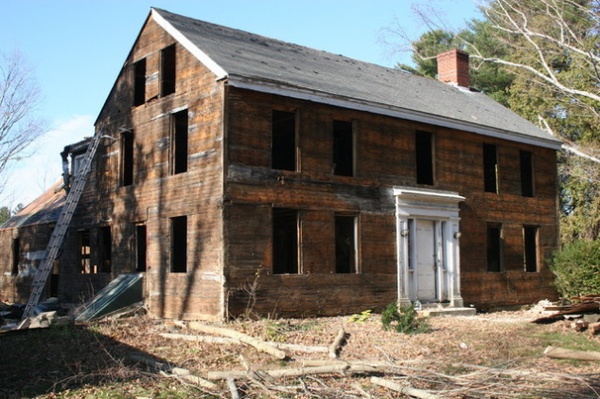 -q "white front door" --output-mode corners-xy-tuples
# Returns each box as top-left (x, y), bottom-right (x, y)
(415, 220), (437, 301)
